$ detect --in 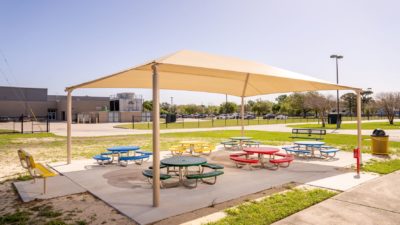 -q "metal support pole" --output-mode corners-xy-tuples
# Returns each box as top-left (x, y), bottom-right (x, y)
(356, 90), (363, 164)
(67, 90), (72, 164)
(241, 73), (250, 136)
(336, 58), (341, 129)
(241, 96), (245, 136)
(152, 64), (160, 207)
